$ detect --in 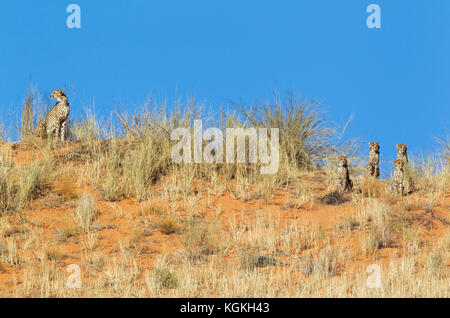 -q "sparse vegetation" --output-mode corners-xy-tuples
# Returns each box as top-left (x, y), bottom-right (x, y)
(156, 217), (180, 235)
(184, 222), (220, 259)
(153, 267), (179, 289)
(73, 195), (97, 233)
(0, 90), (446, 298)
